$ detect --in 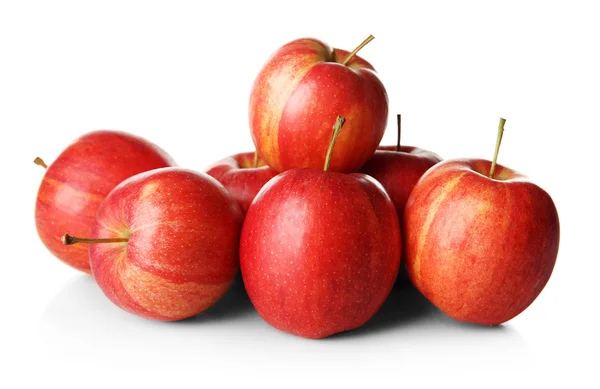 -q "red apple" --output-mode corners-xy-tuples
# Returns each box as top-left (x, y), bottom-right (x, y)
(63, 168), (243, 321)
(35, 130), (175, 273)
(206, 151), (278, 215)
(240, 117), (401, 338)
(360, 115), (442, 221)
(249, 35), (388, 173)
(404, 119), (560, 325)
